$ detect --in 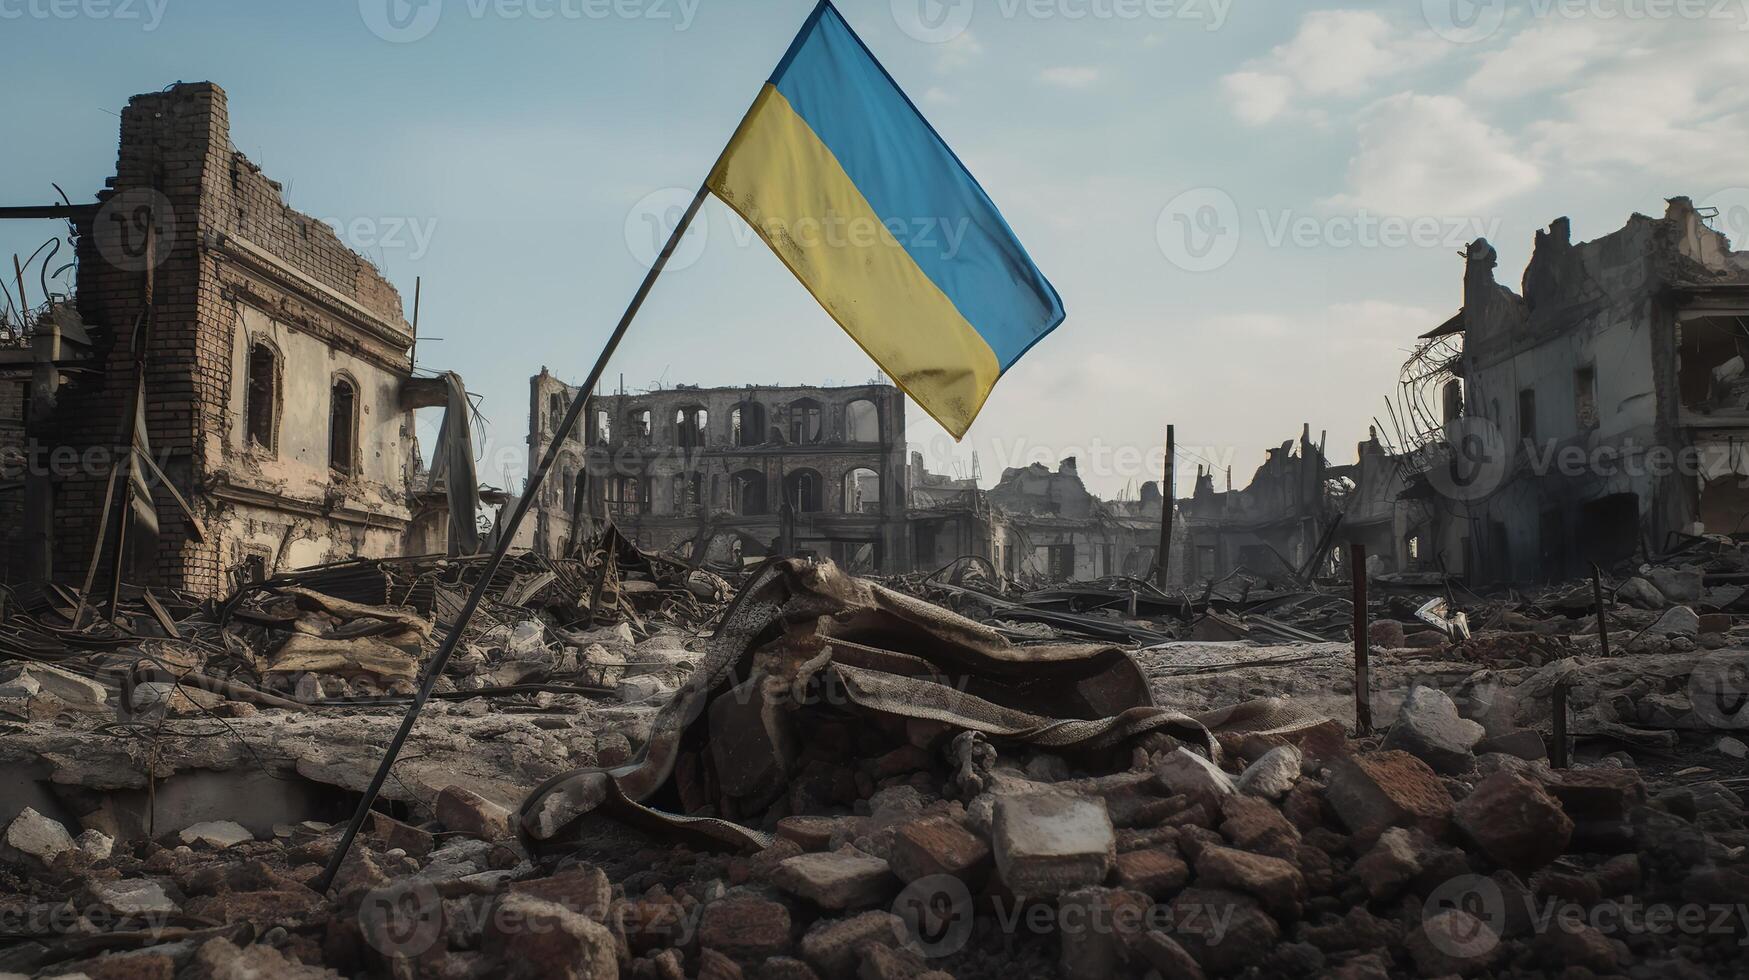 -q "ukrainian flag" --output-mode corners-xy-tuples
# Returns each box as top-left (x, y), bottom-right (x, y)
(709, 1), (1065, 439)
